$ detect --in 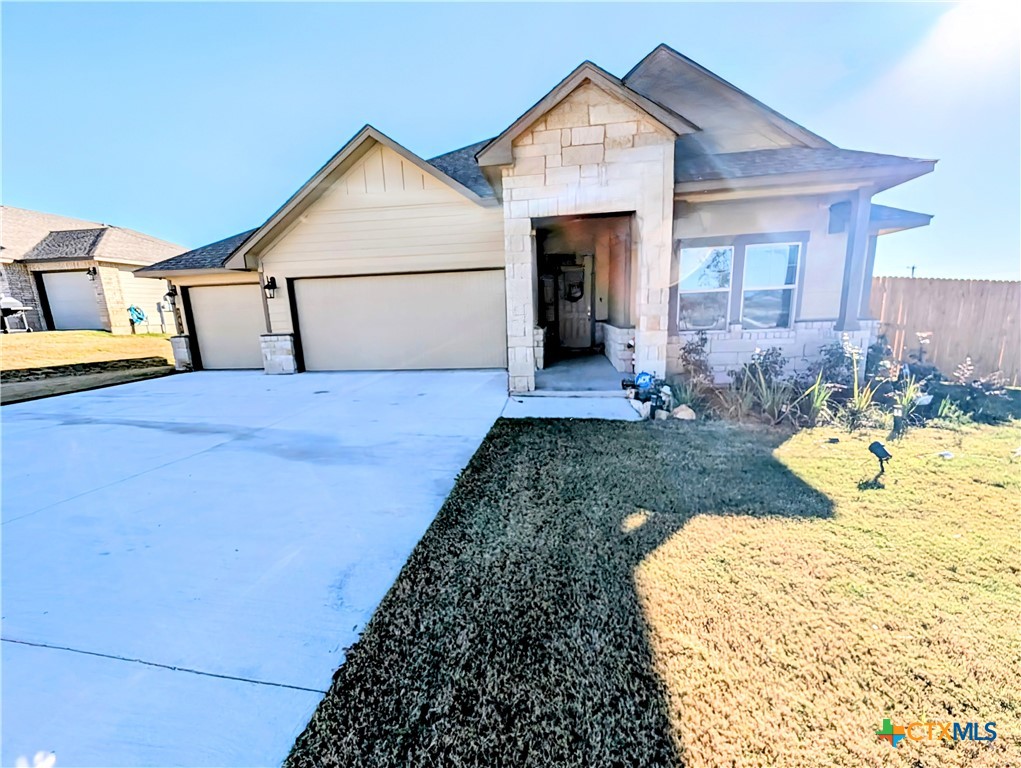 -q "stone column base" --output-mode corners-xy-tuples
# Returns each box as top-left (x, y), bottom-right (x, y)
(261, 333), (298, 374)
(170, 335), (193, 371)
